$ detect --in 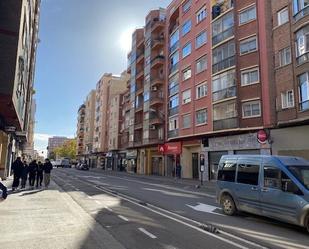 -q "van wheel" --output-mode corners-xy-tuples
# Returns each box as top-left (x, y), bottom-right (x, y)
(221, 194), (236, 216)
